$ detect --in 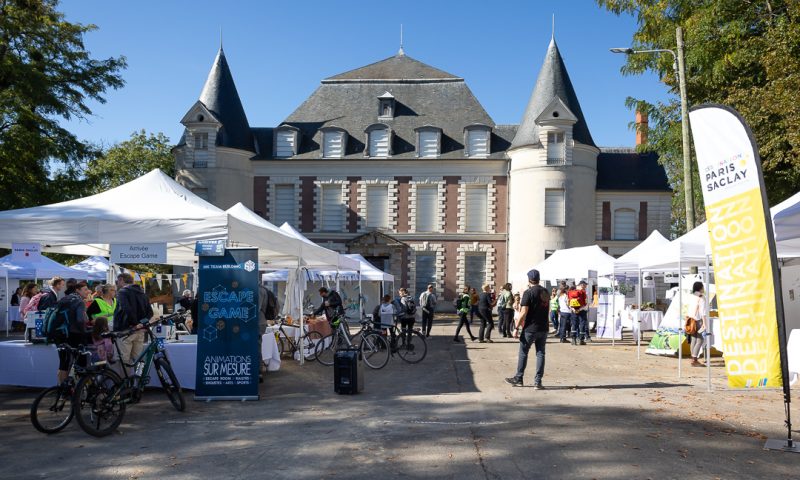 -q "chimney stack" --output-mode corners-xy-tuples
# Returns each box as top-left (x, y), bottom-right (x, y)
(635, 109), (648, 146)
